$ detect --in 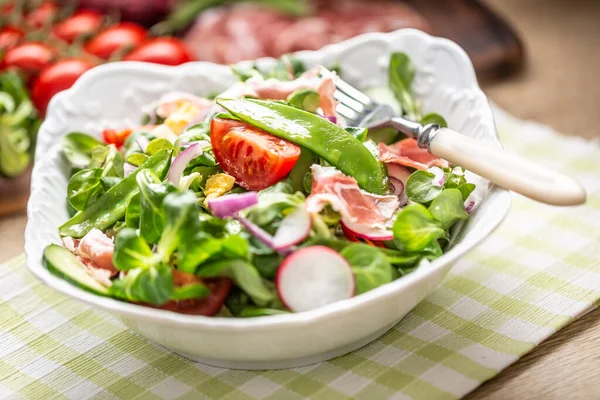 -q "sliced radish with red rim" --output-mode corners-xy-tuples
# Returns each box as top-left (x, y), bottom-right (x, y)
(276, 246), (355, 312)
